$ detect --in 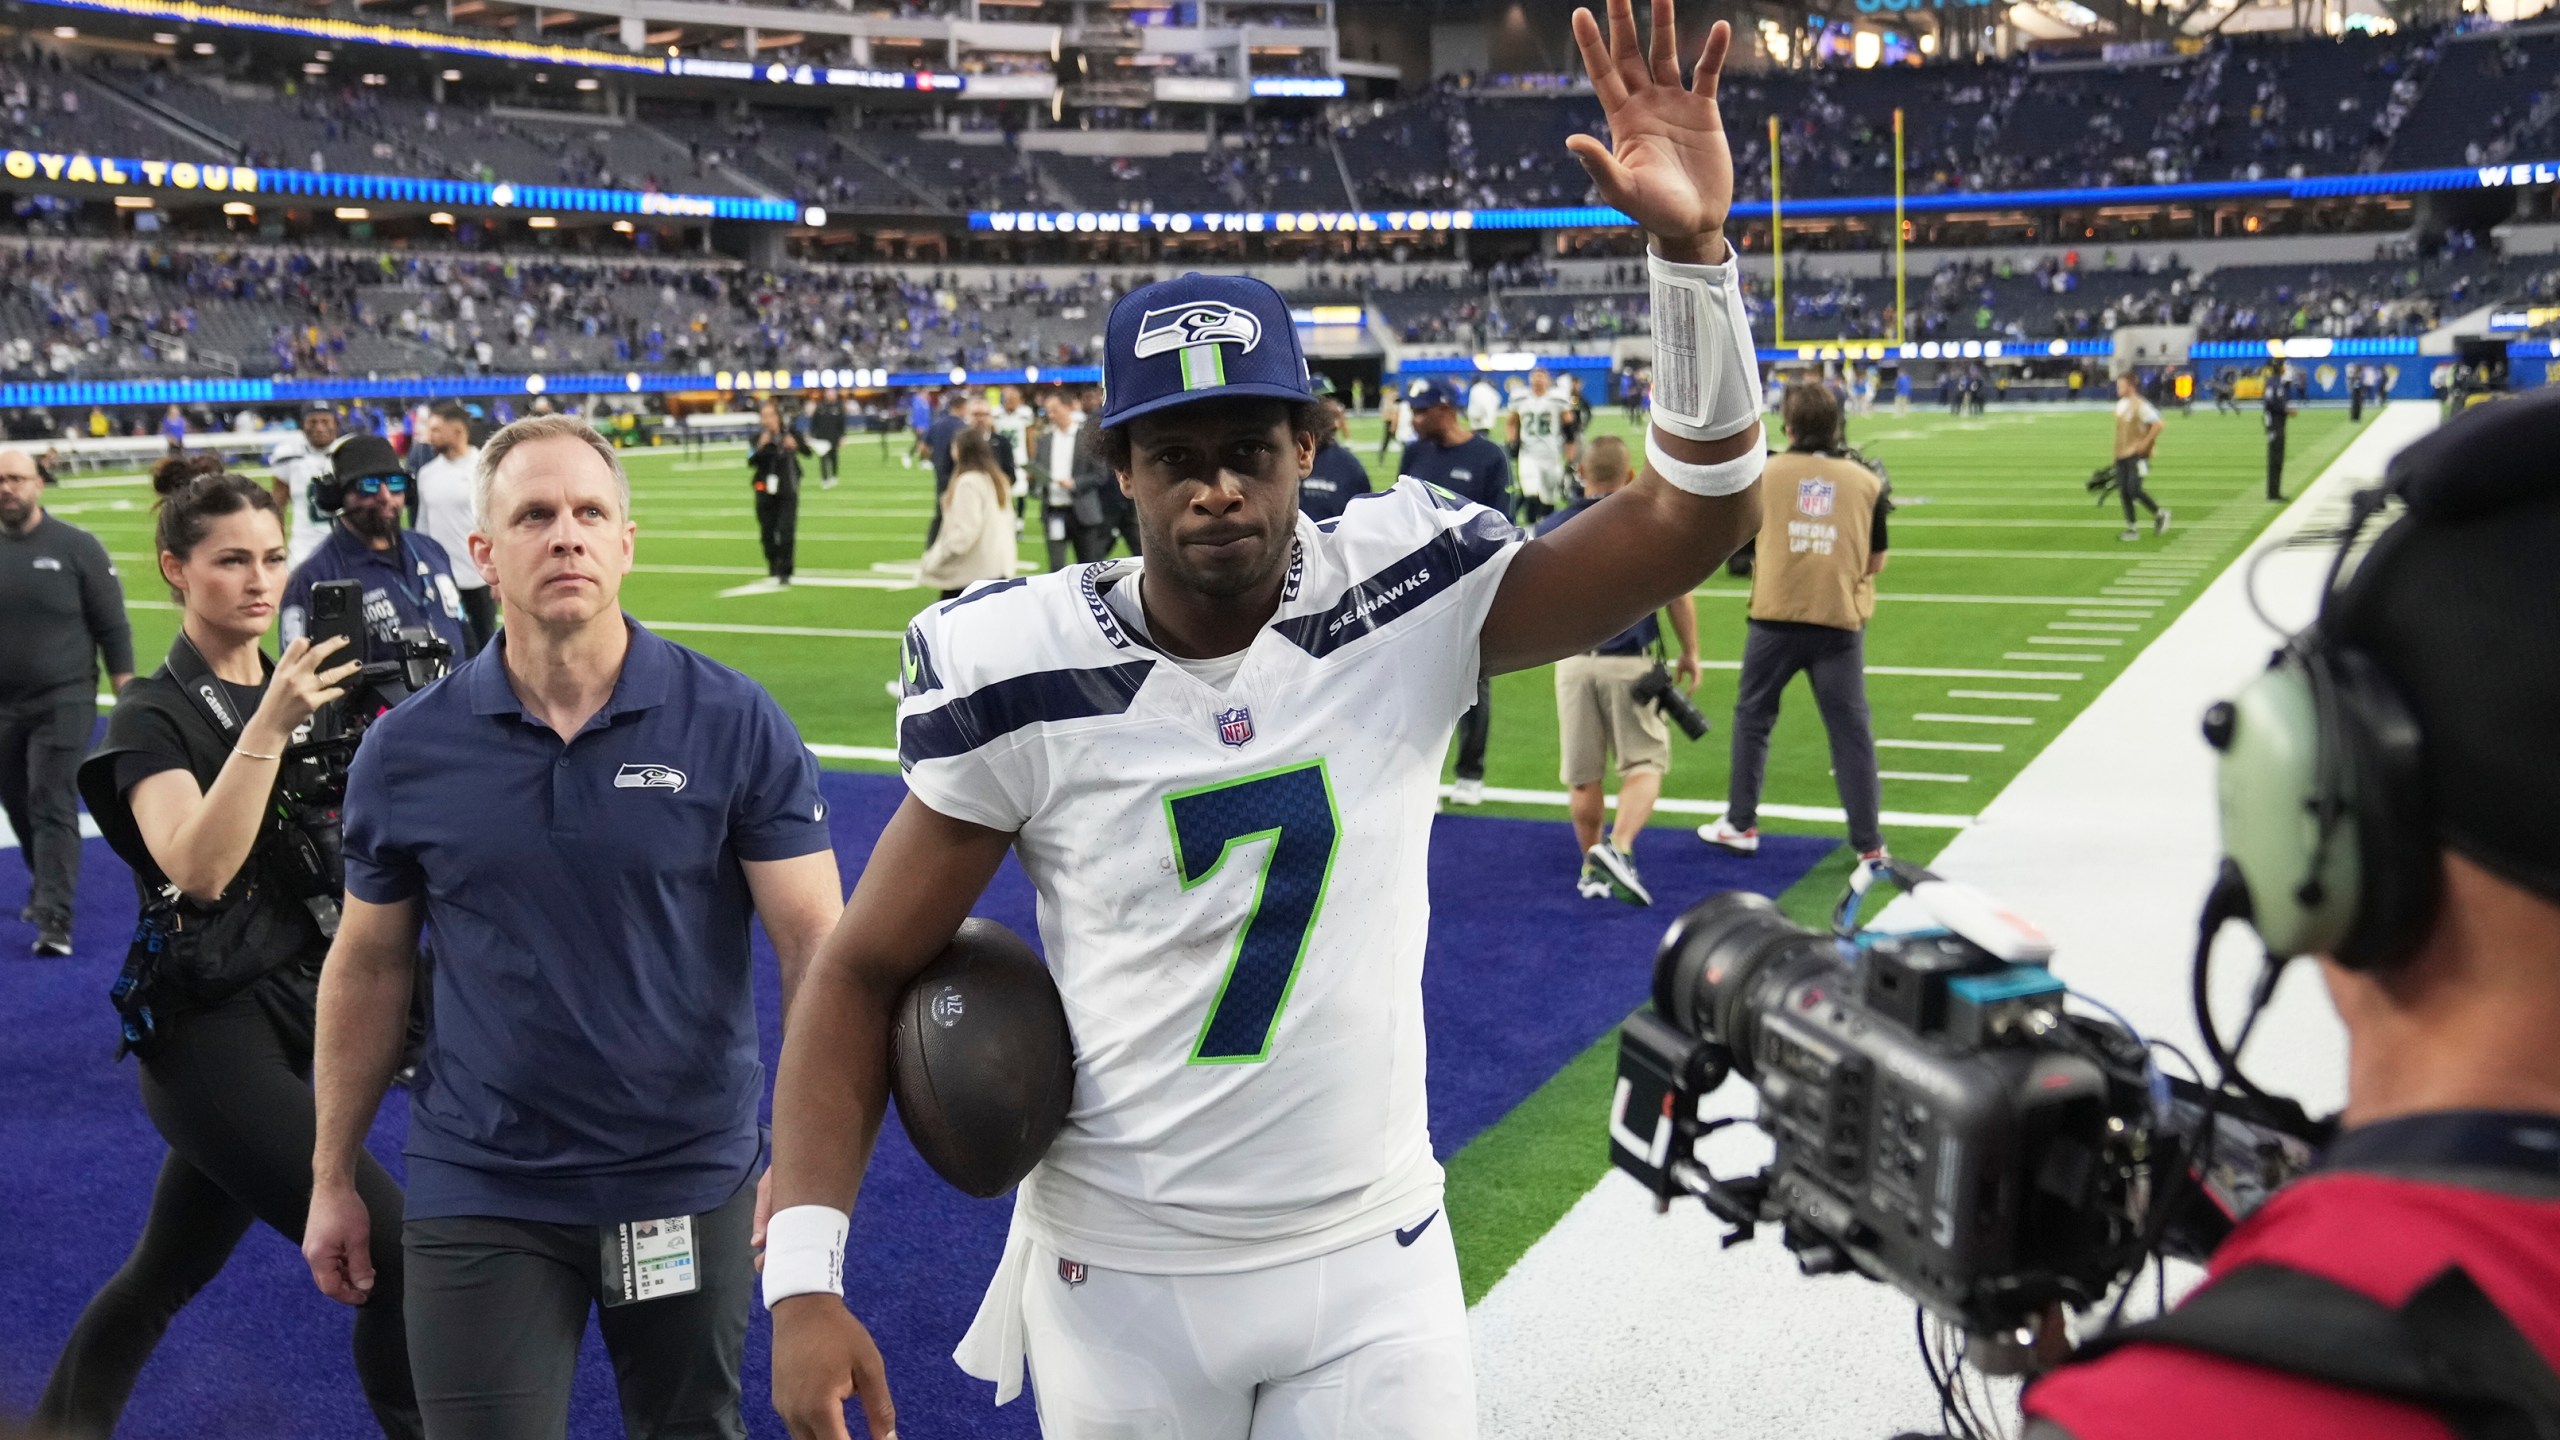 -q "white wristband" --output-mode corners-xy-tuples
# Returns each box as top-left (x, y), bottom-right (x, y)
(1645, 429), (1765, 499)
(1647, 242), (1764, 444)
(761, 1204), (849, 1311)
